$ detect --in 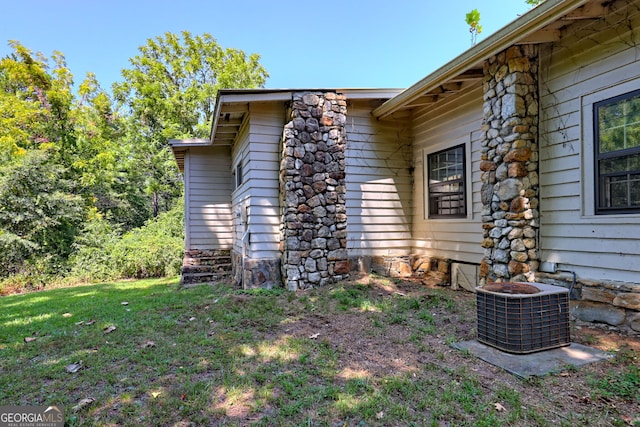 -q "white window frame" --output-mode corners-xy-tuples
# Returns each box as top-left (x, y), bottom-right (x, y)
(581, 77), (640, 217)
(423, 142), (472, 220)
